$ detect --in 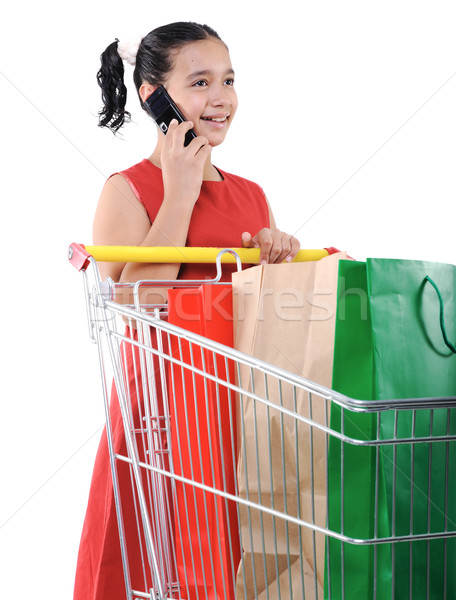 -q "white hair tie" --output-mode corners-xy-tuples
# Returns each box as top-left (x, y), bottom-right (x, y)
(117, 36), (143, 66)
